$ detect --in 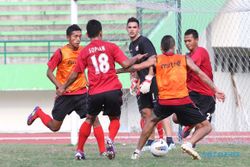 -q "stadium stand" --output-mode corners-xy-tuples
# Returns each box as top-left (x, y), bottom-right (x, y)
(0, 0), (164, 90)
(1, 0), (249, 134)
(0, 0), (229, 90)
